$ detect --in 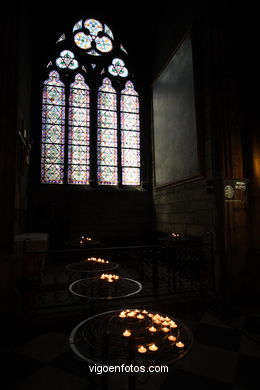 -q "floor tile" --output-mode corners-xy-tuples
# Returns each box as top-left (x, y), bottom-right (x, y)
(233, 354), (260, 387)
(173, 341), (238, 383)
(239, 335), (260, 358)
(12, 365), (90, 390)
(200, 311), (231, 328)
(161, 367), (233, 389)
(1, 353), (44, 386)
(51, 349), (90, 379)
(15, 332), (69, 363)
(243, 316), (260, 340)
(193, 323), (242, 351)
